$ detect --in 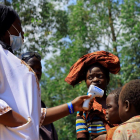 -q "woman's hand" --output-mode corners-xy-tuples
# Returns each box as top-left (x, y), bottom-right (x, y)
(43, 95), (92, 125)
(71, 95), (92, 112)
